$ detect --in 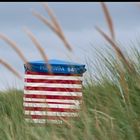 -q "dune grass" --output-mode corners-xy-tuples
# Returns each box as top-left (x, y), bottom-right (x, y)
(0, 47), (140, 140)
(0, 2), (140, 140)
